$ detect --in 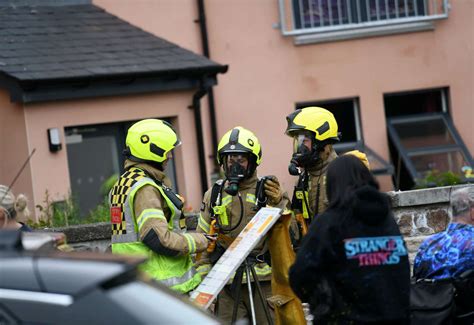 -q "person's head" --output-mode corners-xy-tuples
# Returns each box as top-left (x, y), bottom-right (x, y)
(285, 107), (340, 174)
(124, 119), (181, 171)
(0, 185), (30, 228)
(217, 127), (262, 194)
(450, 187), (474, 225)
(326, 155), (379, 209)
